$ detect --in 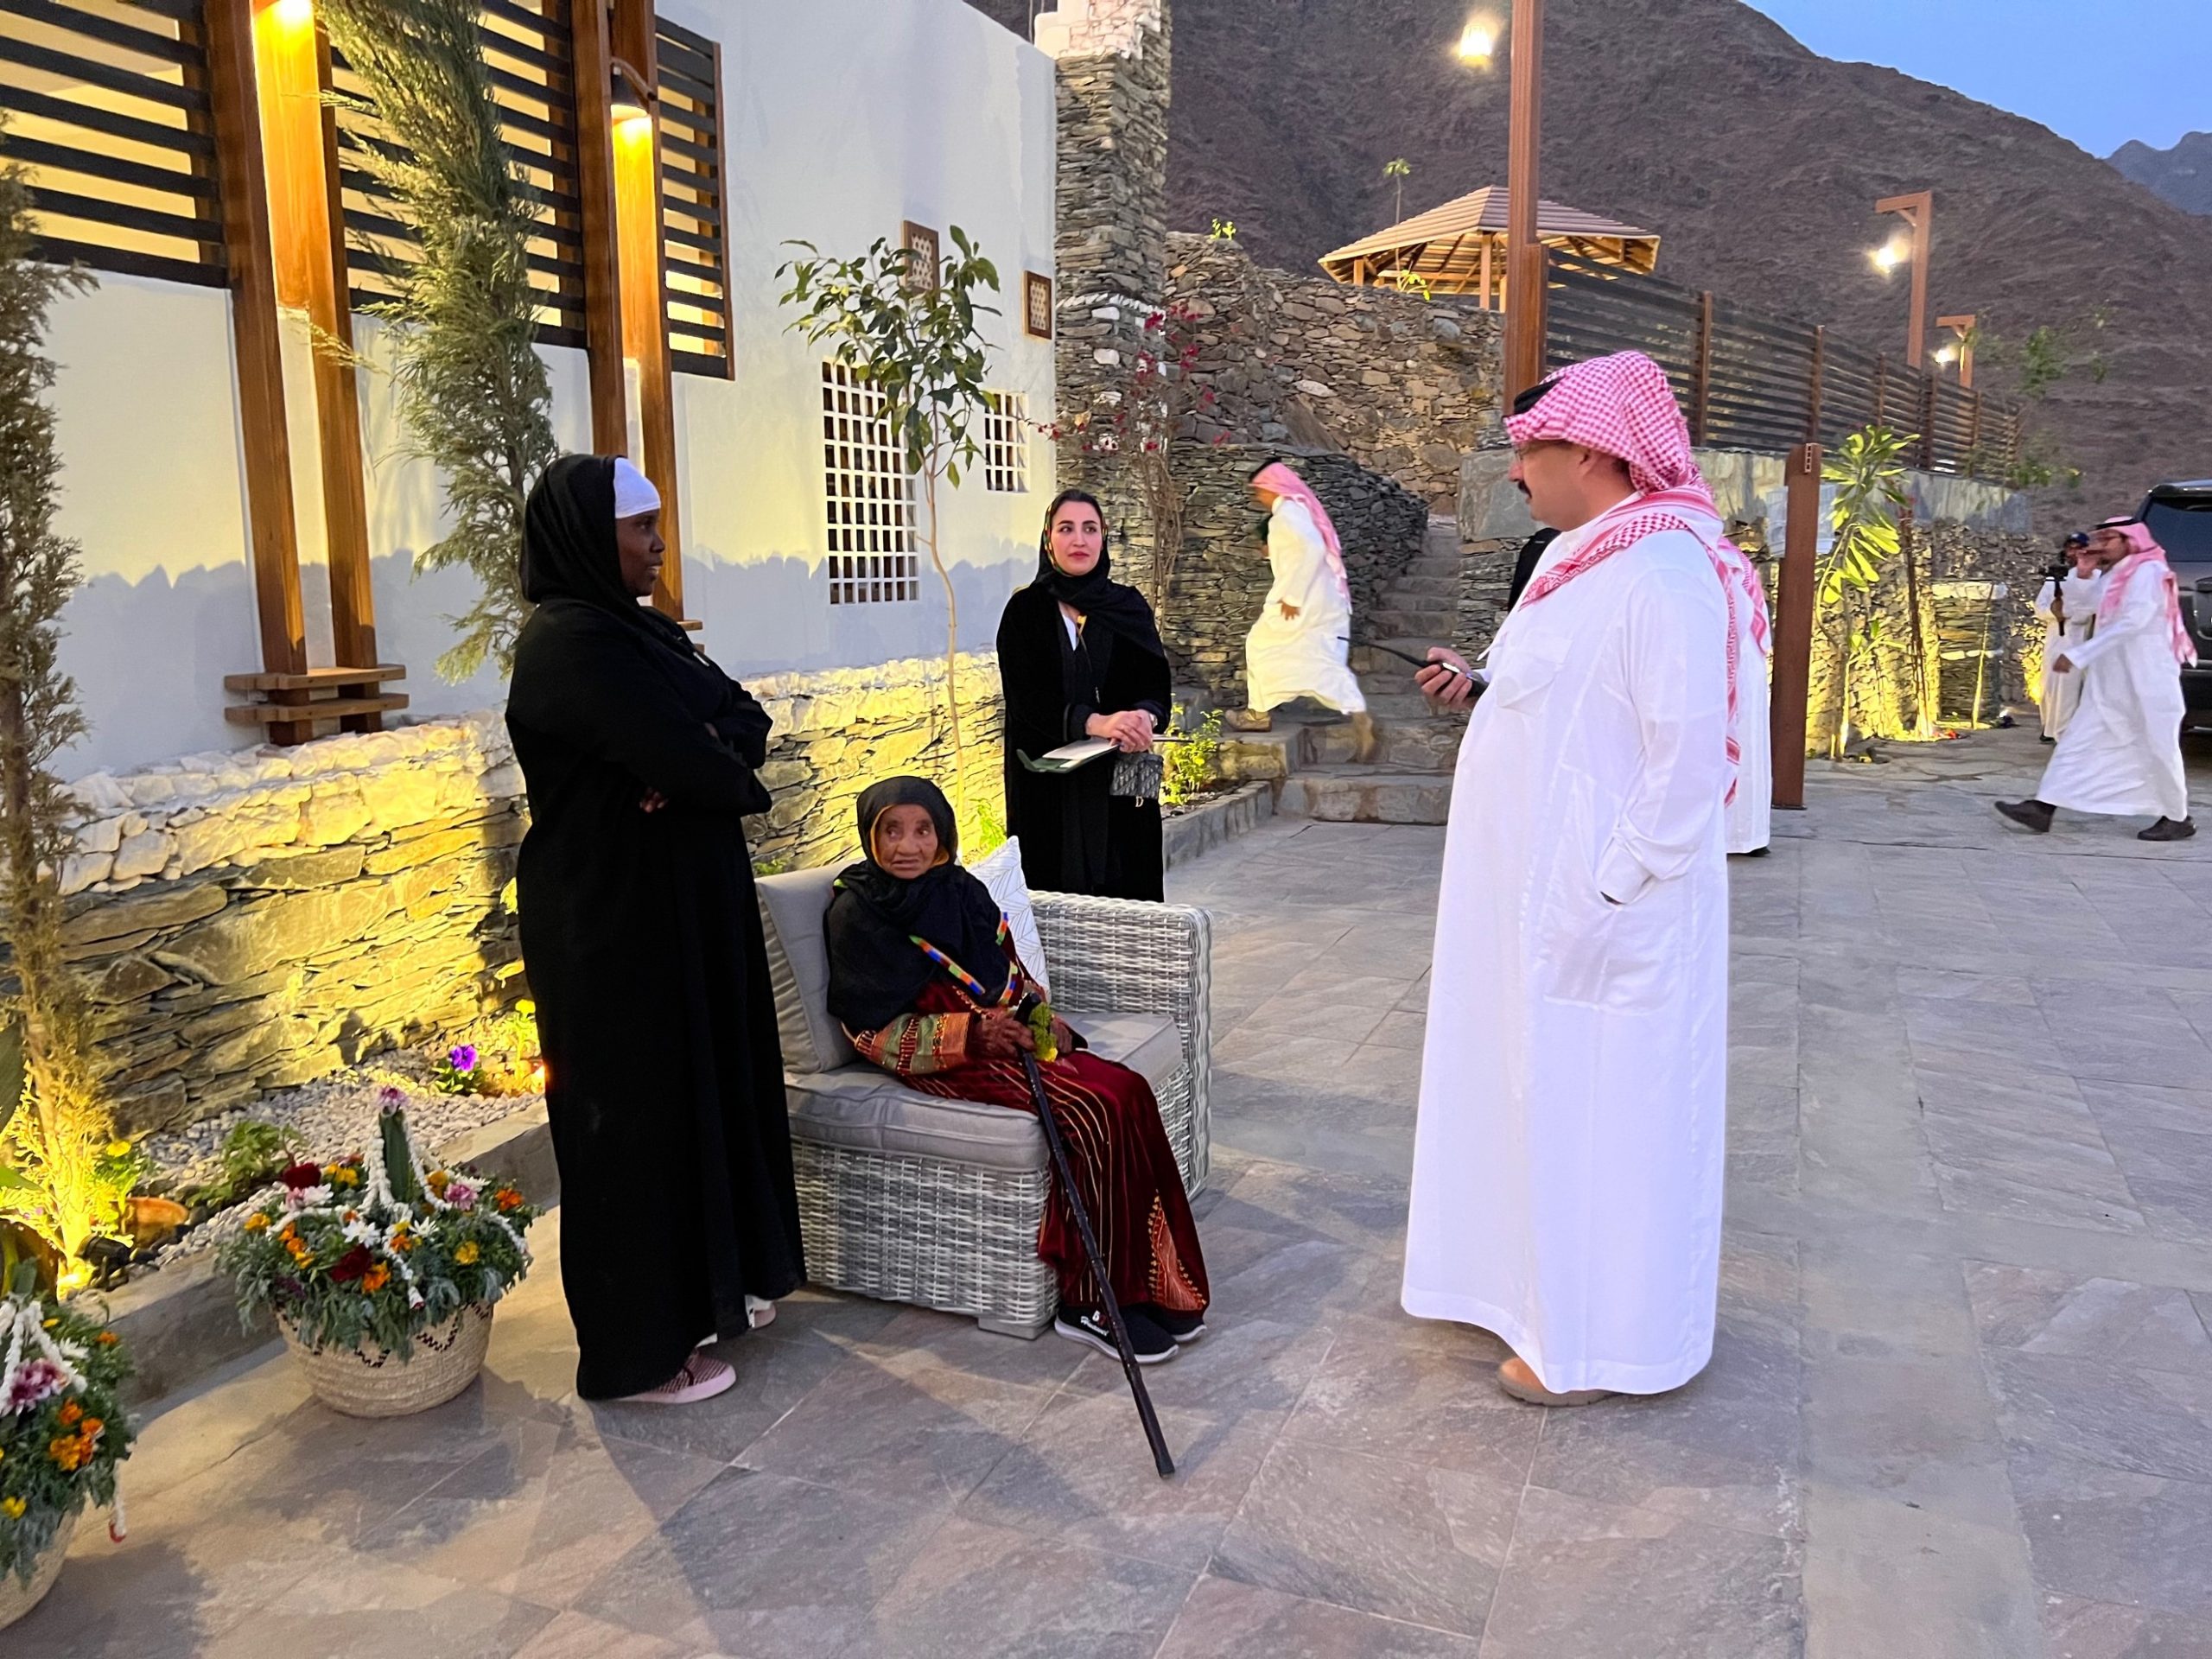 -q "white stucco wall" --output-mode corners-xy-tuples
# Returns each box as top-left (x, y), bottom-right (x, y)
(42, 0), (1052, 776)
(662, 0), (1058, 677)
